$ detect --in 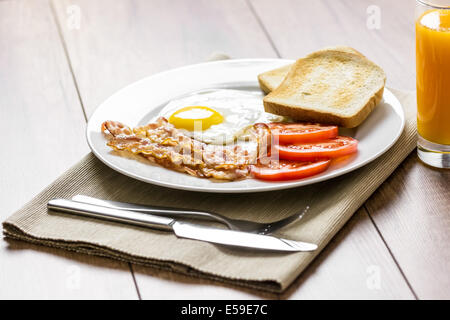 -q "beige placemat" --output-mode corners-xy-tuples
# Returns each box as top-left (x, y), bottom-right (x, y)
(2, 88), (416, 293)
